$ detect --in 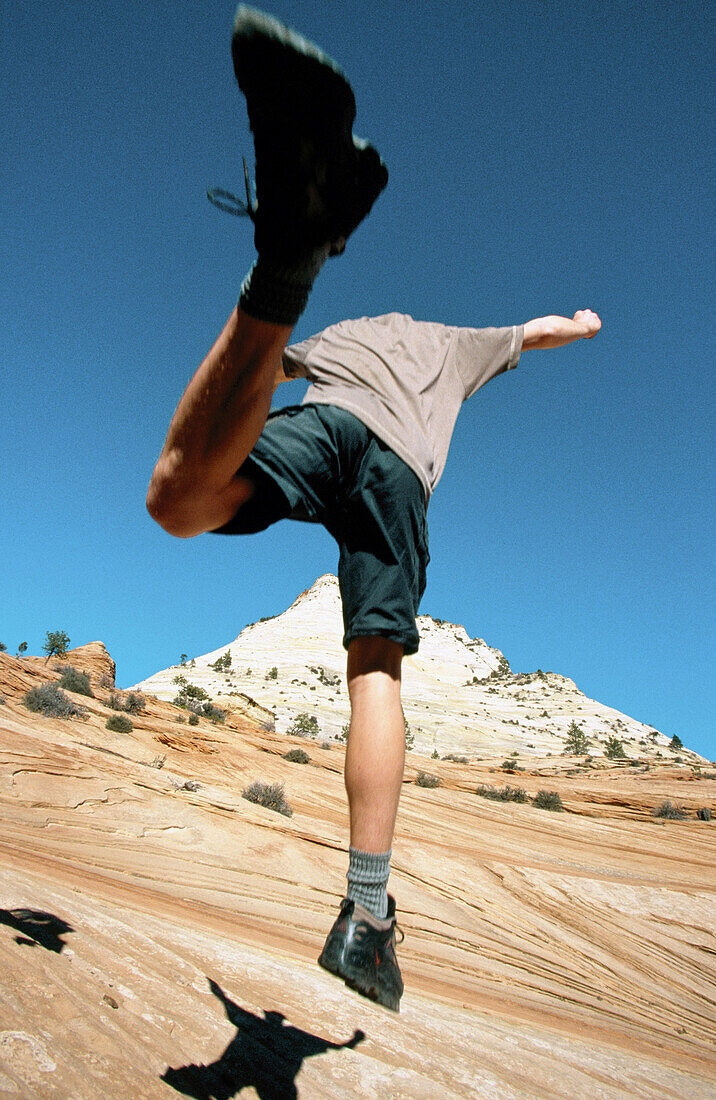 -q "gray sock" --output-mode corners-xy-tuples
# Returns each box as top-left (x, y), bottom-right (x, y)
(238, 245), (329, 326)
(346, 846), (391, 920)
